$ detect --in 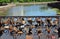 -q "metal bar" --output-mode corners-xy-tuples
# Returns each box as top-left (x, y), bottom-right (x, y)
(0, 16), (59, 18)
(58, 17), (60, 27)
